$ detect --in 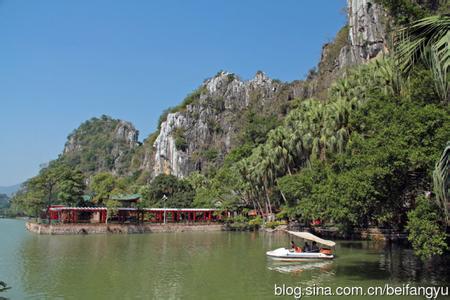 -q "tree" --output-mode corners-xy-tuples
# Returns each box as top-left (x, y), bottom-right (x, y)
(90, 172), (121, 204)
(147, 174), (194, 208)
(105, 199), (120, 224)
(406, 196), (448, 260)
(10, 162), (86, 217)
(57, 169), (86, 206)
